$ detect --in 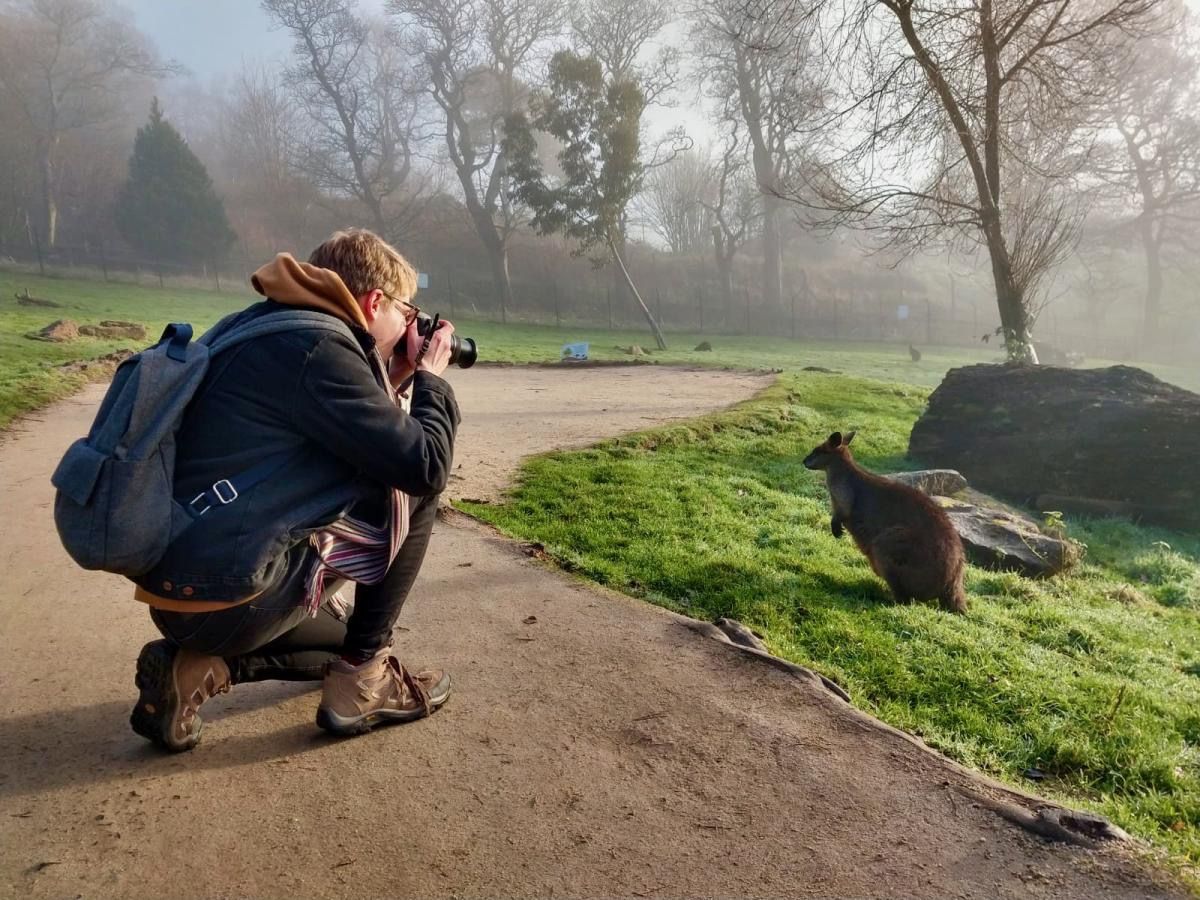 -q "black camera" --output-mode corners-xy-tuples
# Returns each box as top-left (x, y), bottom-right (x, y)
(398, 312), (477, 369)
